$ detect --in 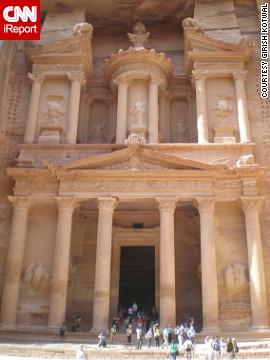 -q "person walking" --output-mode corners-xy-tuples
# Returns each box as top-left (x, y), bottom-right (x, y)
(213, 336), (221, 360)
(59, 322), (66, 338)
(153, 323), (160, 348)
(110, 324), (117, 344)
(74, 345), (88, 360)
(226, 338), (234, 360)
(145, 327), (153, 348)
(170, 340), (180, 360)
(126, 324), (132, 345)
(136, 324), (144, 350)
